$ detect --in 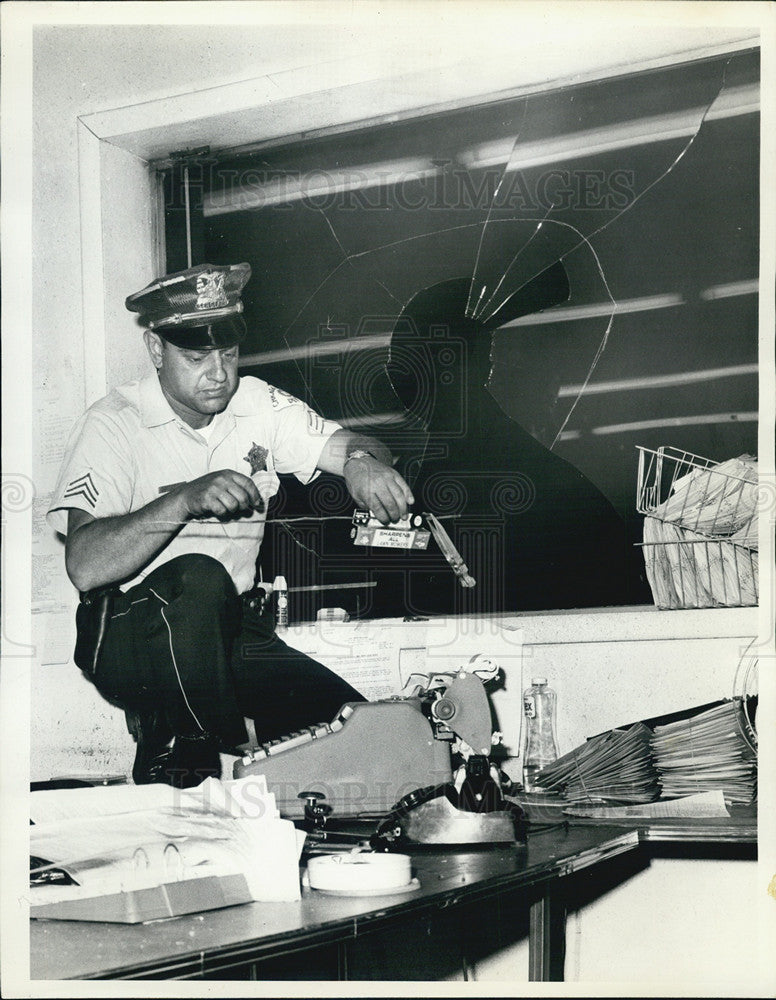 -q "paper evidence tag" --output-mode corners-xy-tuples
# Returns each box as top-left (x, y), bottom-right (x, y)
(306, 852), (413, 894)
